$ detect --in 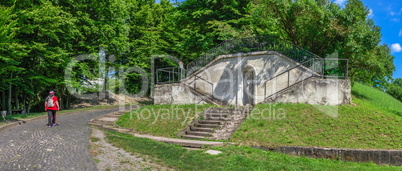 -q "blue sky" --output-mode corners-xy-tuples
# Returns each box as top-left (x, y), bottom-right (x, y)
(160, 0), (402, 79)
(334, 0), (402, 79)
